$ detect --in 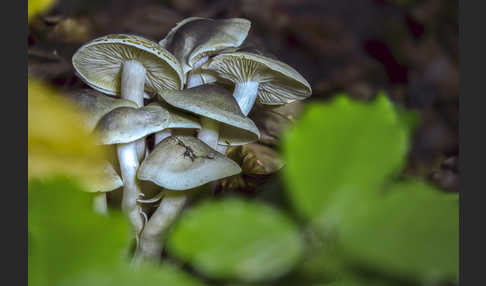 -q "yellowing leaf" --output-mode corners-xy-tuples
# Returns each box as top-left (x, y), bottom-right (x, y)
(28, 0), (56, 21)
(28, 79), (110, 190)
